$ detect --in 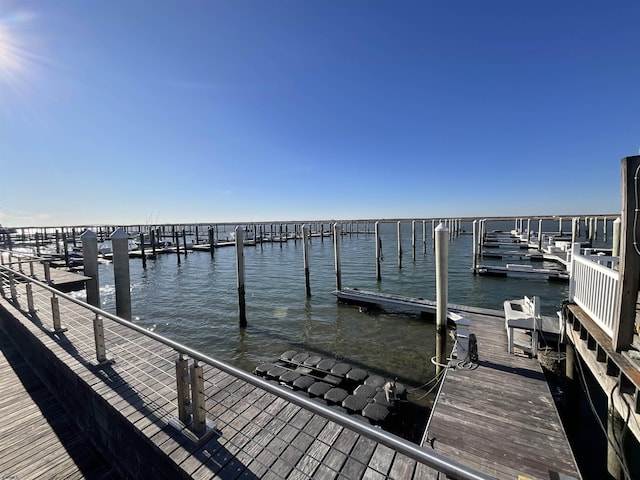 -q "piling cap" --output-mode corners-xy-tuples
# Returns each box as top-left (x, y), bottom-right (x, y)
(80, 229), (96, 239)
(435, 223), (448, 231)
(110, 227), (128, 239)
